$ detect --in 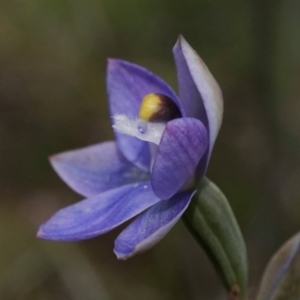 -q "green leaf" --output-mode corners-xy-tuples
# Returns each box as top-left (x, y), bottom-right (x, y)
(183, 177), (248, 300)
(256, 232), (300, 300)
